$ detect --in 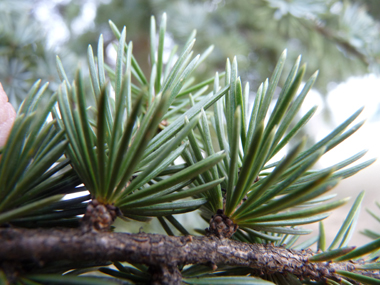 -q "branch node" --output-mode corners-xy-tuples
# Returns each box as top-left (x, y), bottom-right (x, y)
(181, 235), (193, 244)
(149, 264), (182, 285)
(207, 261), (218, 271)
(206, 209), (238, 238)
(80, 199), (119, 232)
